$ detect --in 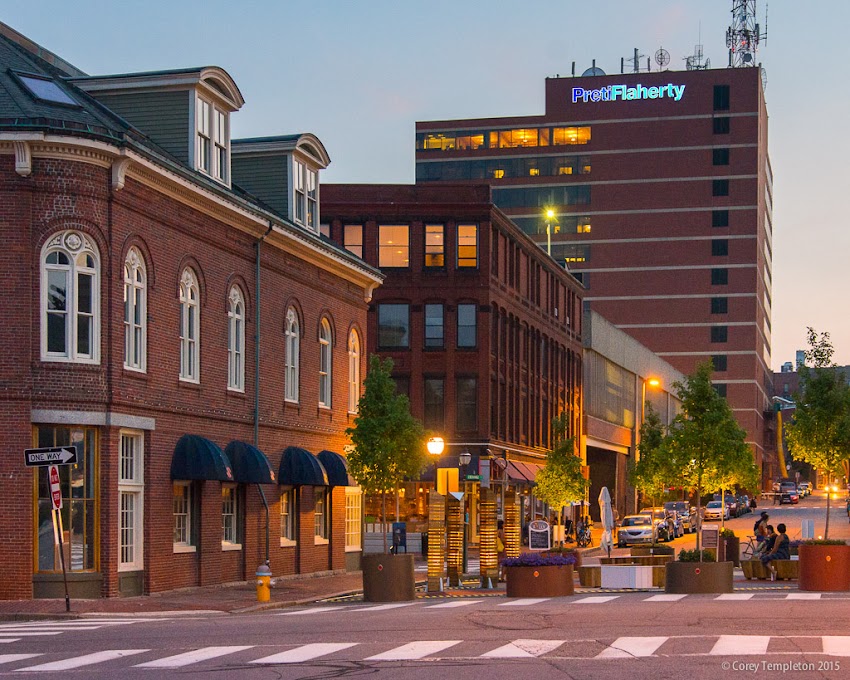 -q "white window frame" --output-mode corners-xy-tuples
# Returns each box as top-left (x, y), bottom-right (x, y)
(179, 268), (200, 383)
(345, 486), (362, 552)
(118, 431), (144, 571)
(196, 97), (211, 174)
(292, 158), (320, 233)
(348, 330), (361, 414)
(227, 286), (245, 392)
(294, 160), (306, 225)
(319, 318), (332, 409)
(40, 231), (100, 364)
(222, 484), (241, 550)
(172, 482), (195, 553)
(196, 95), (229, 184)
(285, 308), (300, 403)
(280, 487), (296, 547)
(314, 487), (329, 545)
(123, 247), (147, 372)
